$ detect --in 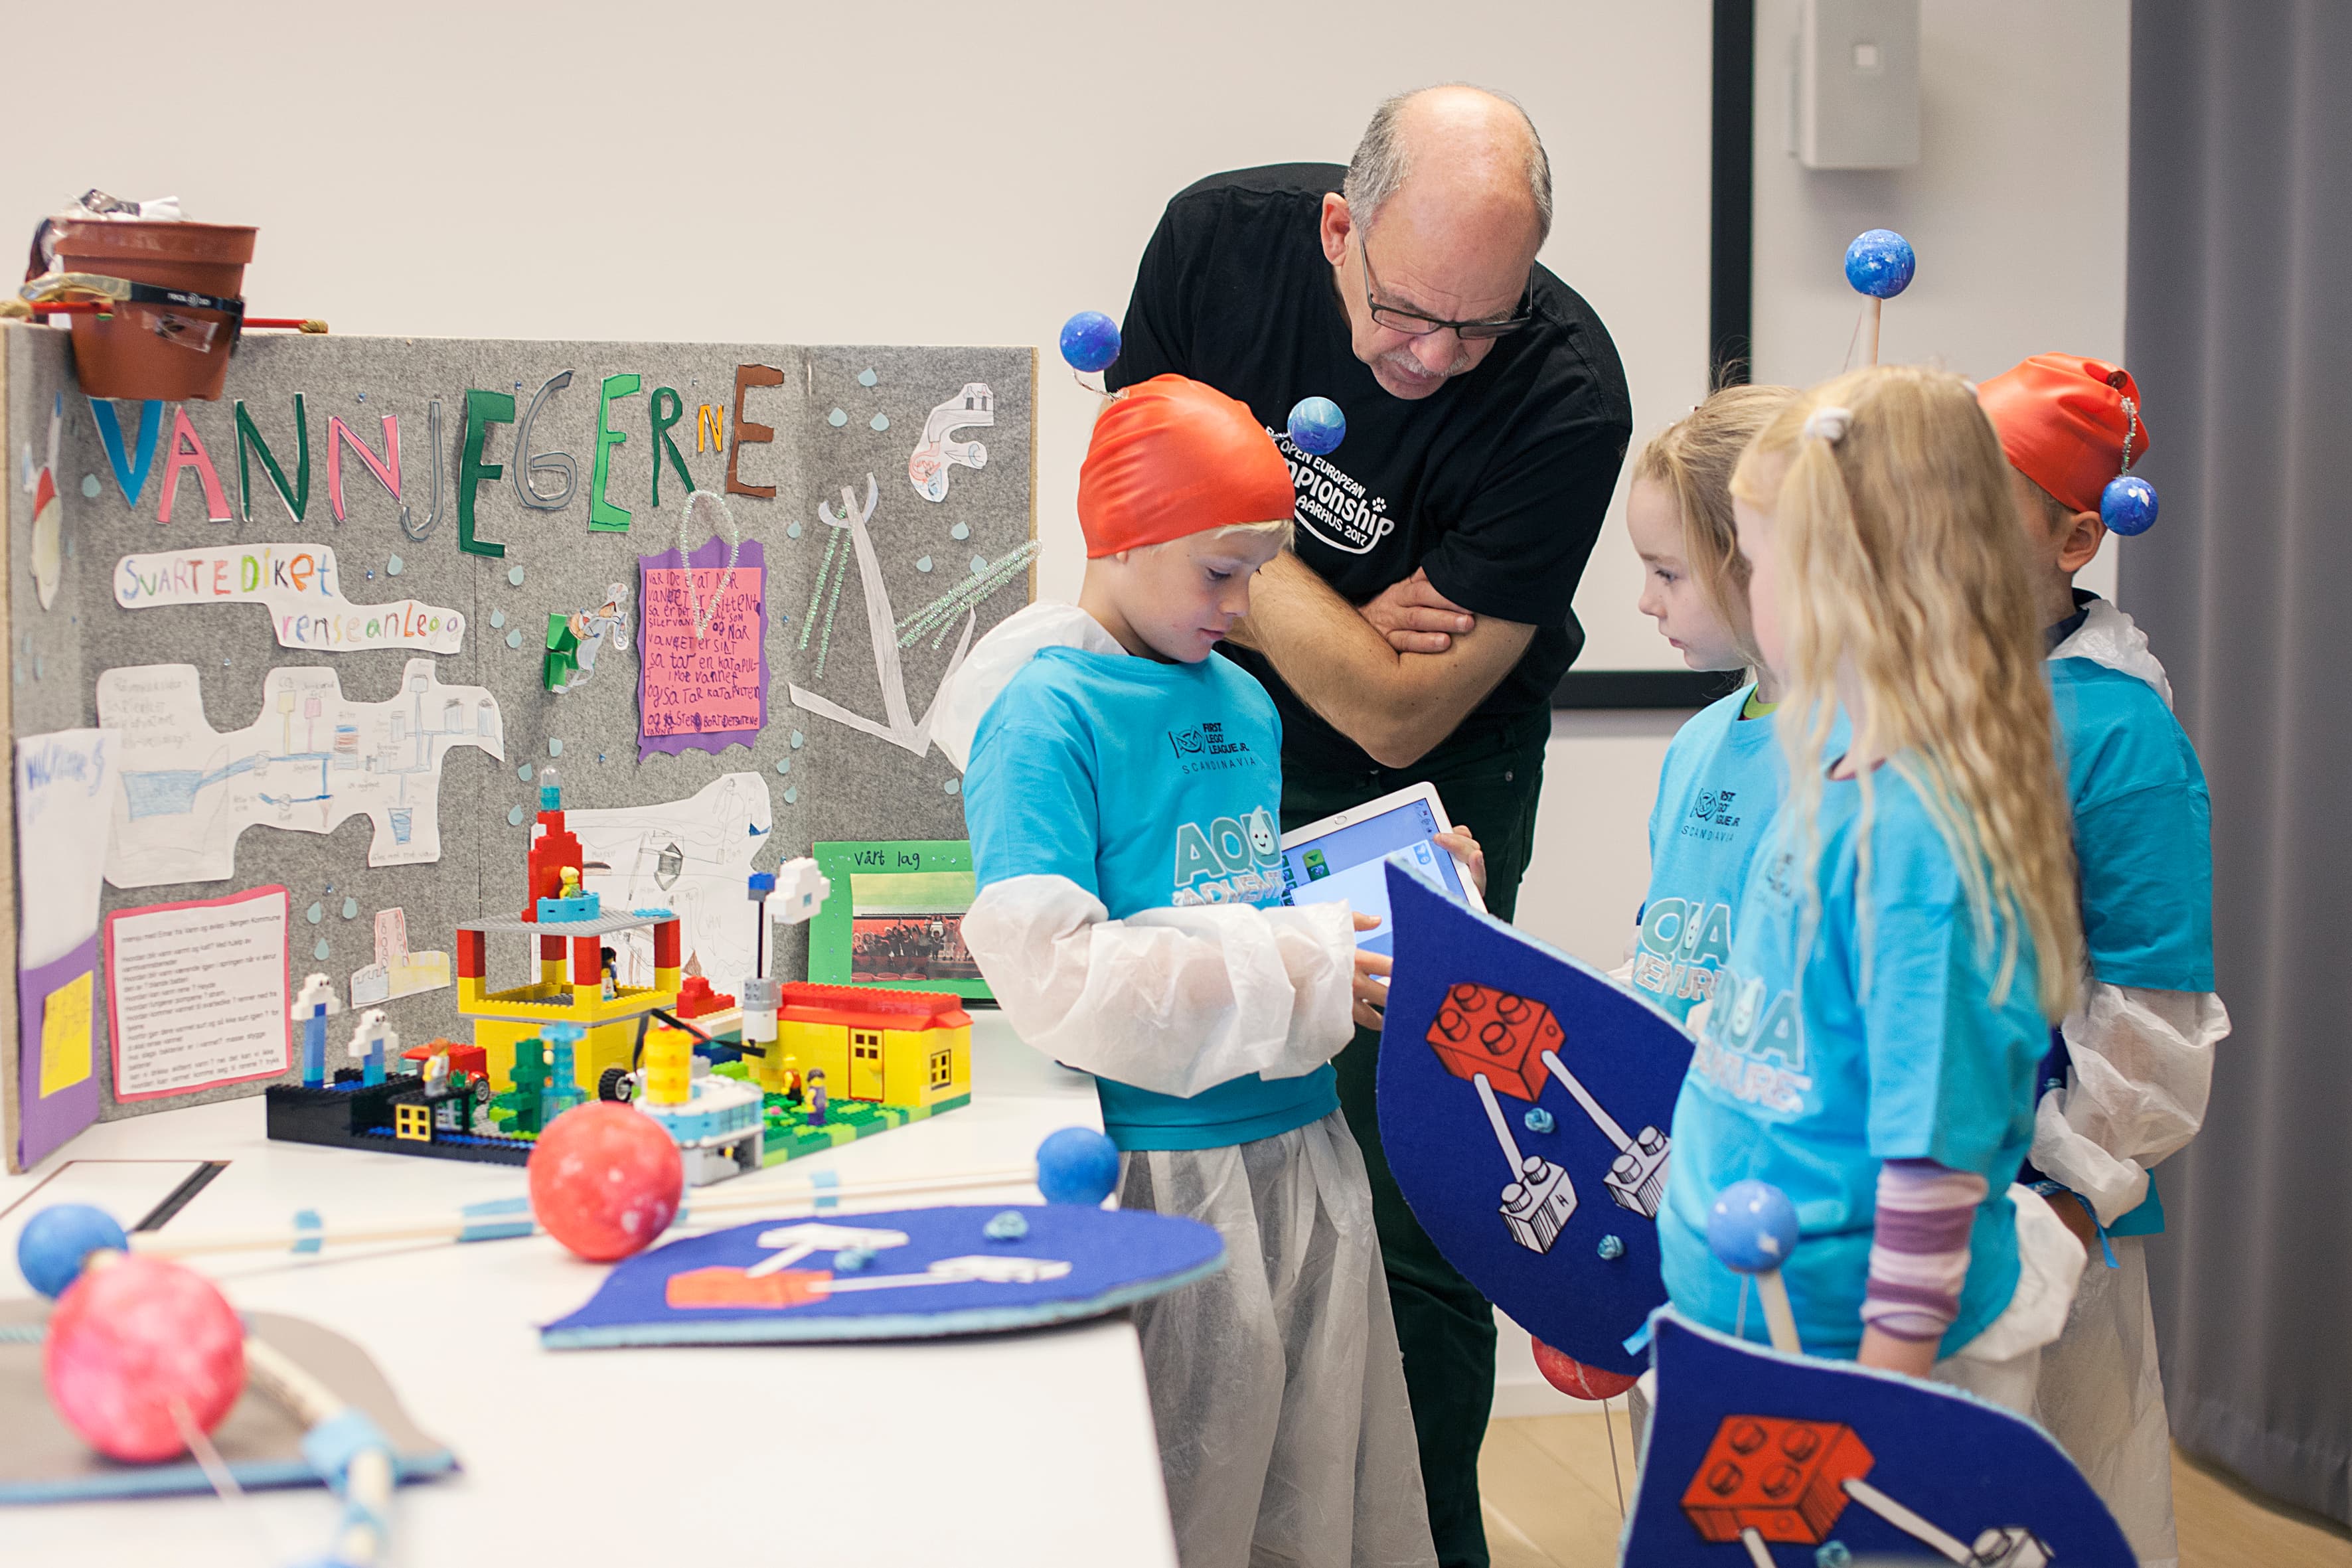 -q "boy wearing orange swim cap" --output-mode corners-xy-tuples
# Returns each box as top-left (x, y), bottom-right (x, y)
(1979, 354), (2229, 1568)
(940, 376), (1442, 1567)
